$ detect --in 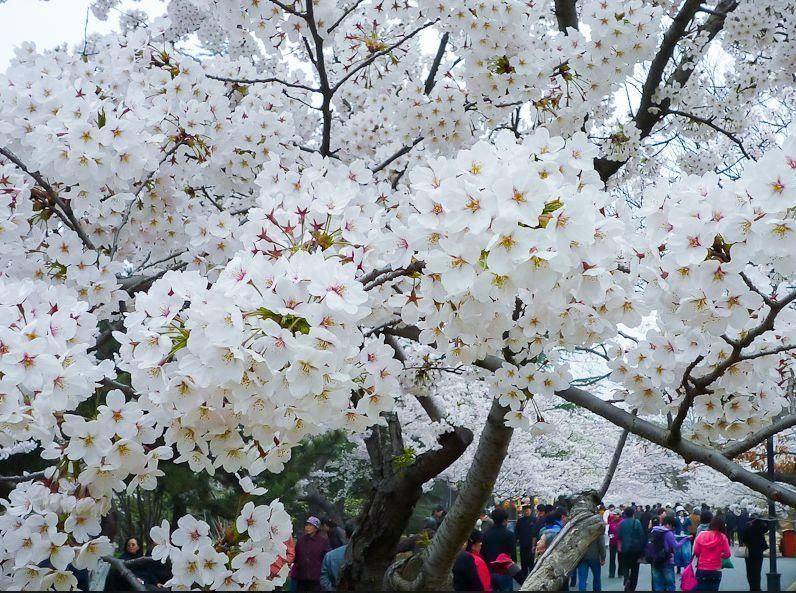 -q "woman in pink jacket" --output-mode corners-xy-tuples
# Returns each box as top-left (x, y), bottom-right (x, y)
(693, 517), (732, 591)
